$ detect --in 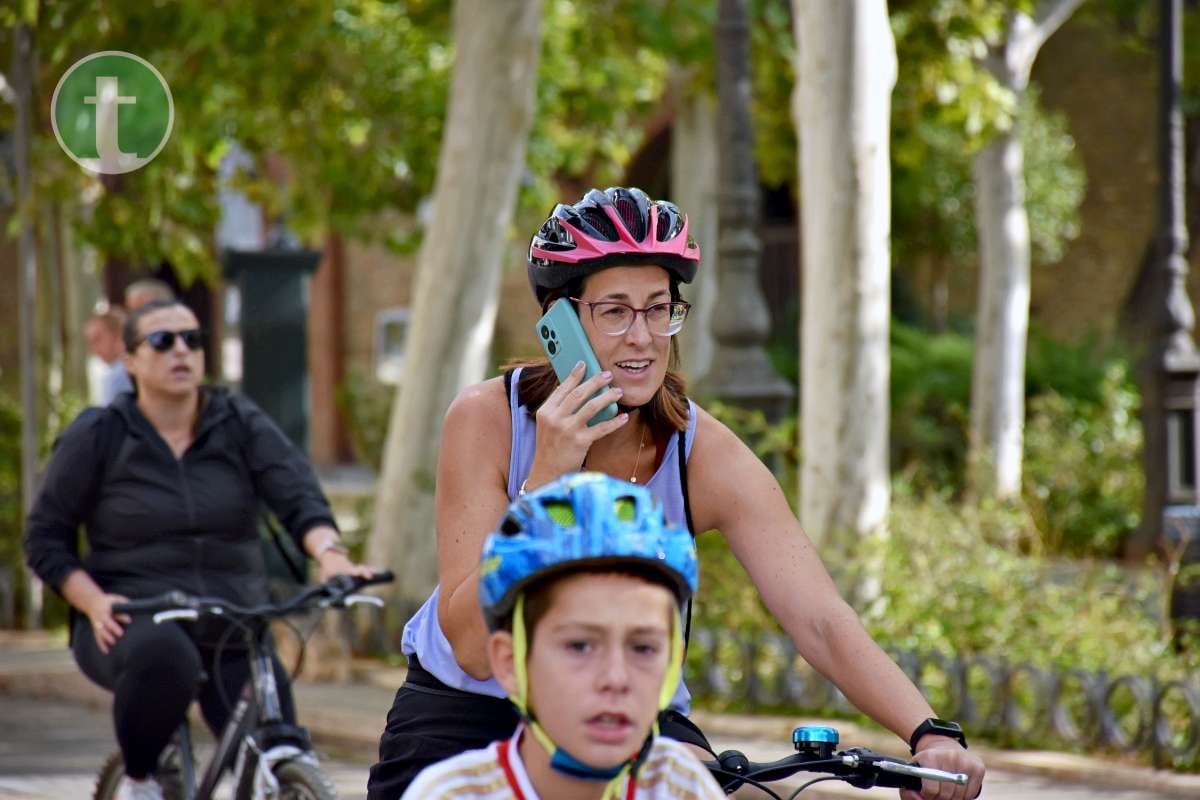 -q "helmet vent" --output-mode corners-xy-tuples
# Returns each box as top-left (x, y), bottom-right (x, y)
(544, 501), (576, 528)
(614, 497), (636, 522)
(580, 208), (619, 242)
(500, 513), (524, 536)
(655, 203), (684, 242)
(614, 197), (645, 241)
